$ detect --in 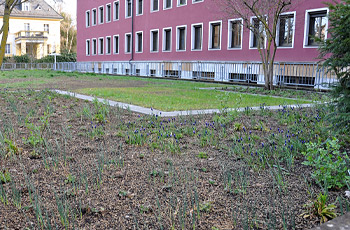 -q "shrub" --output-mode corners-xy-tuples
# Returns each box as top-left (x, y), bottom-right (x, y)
(302, 138), (350, 189)
(302, 193), (337, 223)
(13, 55), (31, 63)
